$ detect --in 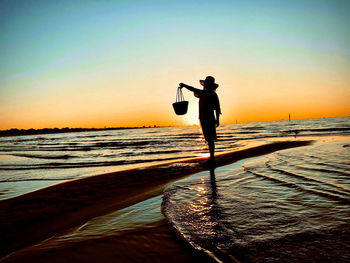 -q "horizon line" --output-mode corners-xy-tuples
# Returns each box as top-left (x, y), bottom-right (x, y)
(1, 116), (349, 133)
